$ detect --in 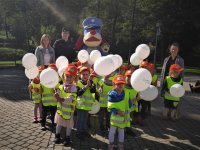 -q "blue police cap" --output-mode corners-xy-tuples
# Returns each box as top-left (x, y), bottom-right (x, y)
(82, 17), (103, 29)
